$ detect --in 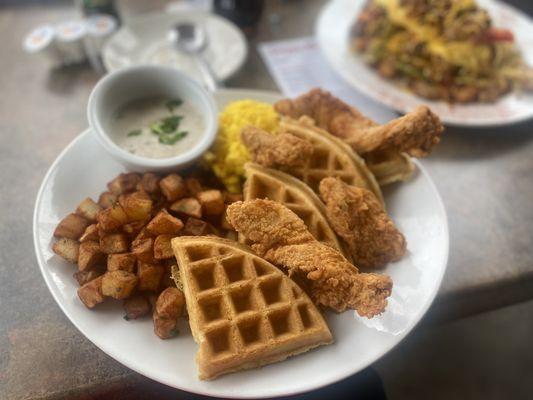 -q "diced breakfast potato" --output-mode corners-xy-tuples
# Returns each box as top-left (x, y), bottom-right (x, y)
(169, 197), (202, 219)
(159, 174), (186, 201)
(52, 238), (79, 263)
(107, 253), (136, 273)
(101, 270), (138, 299)
(76, 198), (102, 221)
(137, 172), (161, 194)
(183, 218), (210, 236)
(123, 220), (146, 236)
(131, 238), (155, 263)
(79, 224), (99, 242)
(74, 267), (105, 286)
(185, 178), (203, 195)
(224, 192), (243, 204)
(119, 192), (153, 221)
(97, 203), (129, 232)
(78, 276), (104, 308)
(54, 213), (90, 240)
(160, 264), (176, 290)
(123, 294), (151, 320)
(98, 191), (118, 209)
(153, 234), (174, 259)
(196, 190), (225, 216)
(100, 233), (129, 254)
(107, 173), (141, 195)
(146, 209), (184, 235)
(137, 262), (164, 291)
(153, 287), (185, 339)
(78, 240), (104, 271)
